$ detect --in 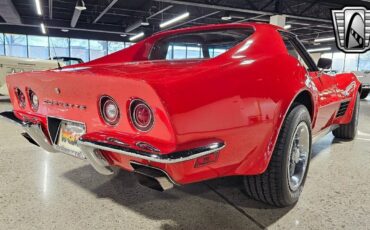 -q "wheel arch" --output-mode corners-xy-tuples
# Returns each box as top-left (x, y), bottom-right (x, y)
(290, 90), (315, 122)
(236, 88), (316, 176)
(265, 89), (315, 170)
